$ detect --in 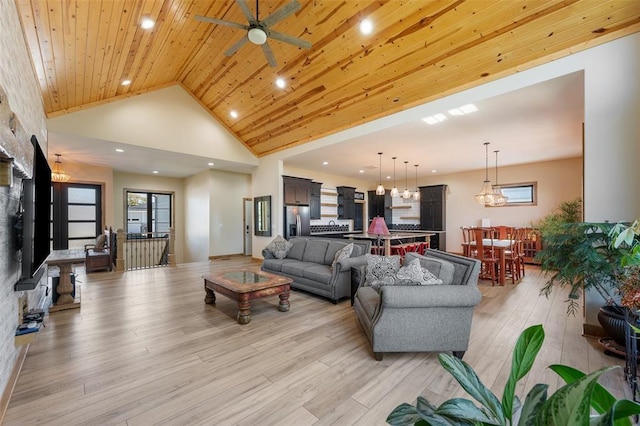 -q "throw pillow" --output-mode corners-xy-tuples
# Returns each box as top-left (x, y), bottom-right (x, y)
(364, 254), (401, 288)
(331, 243), (354, 270)
(420, 267), (444, 285)
(265, 235), (292, 260)
(396, 258), (427, 283)
(94, 234), (107, 252)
